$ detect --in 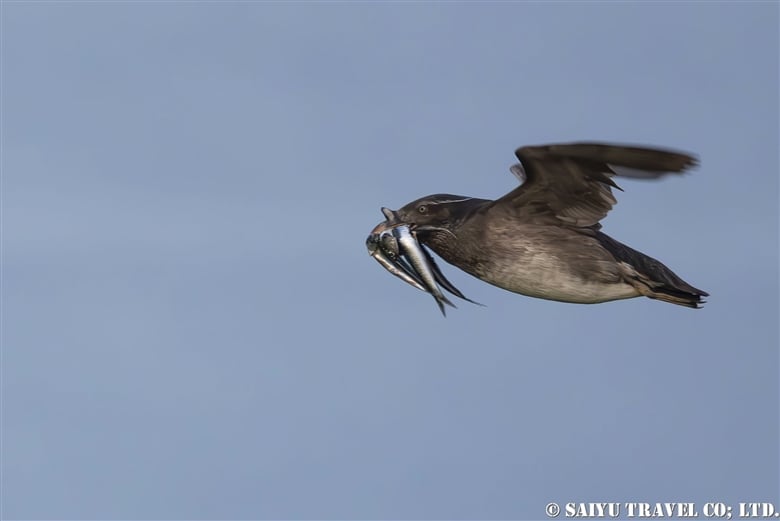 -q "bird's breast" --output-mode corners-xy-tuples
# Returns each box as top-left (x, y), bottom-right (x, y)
(426, 223), (639, 304)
